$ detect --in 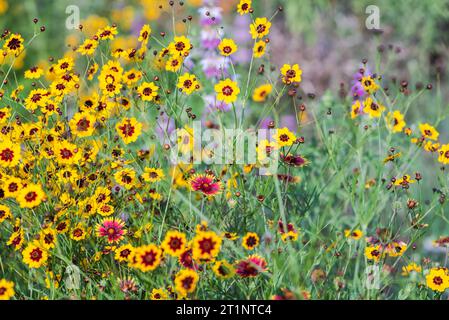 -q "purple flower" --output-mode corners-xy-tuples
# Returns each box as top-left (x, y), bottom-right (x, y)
(351, 64), (372, 100)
